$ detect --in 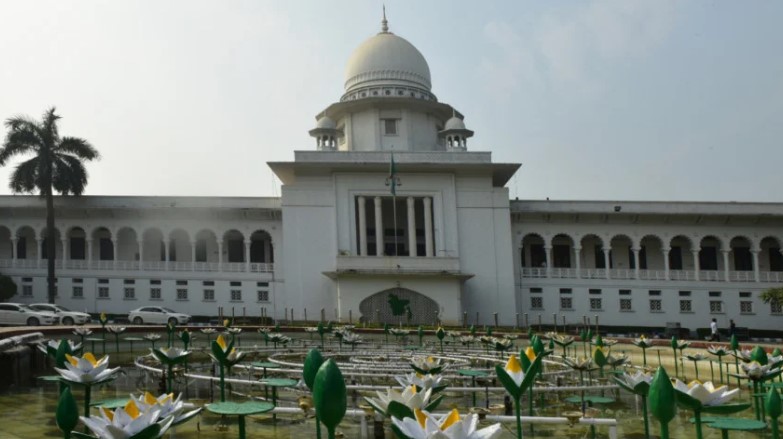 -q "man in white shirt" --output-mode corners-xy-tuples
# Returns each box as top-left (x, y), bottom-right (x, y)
(710, 318), (720, 342)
